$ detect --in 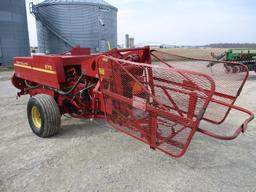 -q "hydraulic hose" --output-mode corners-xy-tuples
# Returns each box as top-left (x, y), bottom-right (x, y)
(58, 73), (85, 96)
